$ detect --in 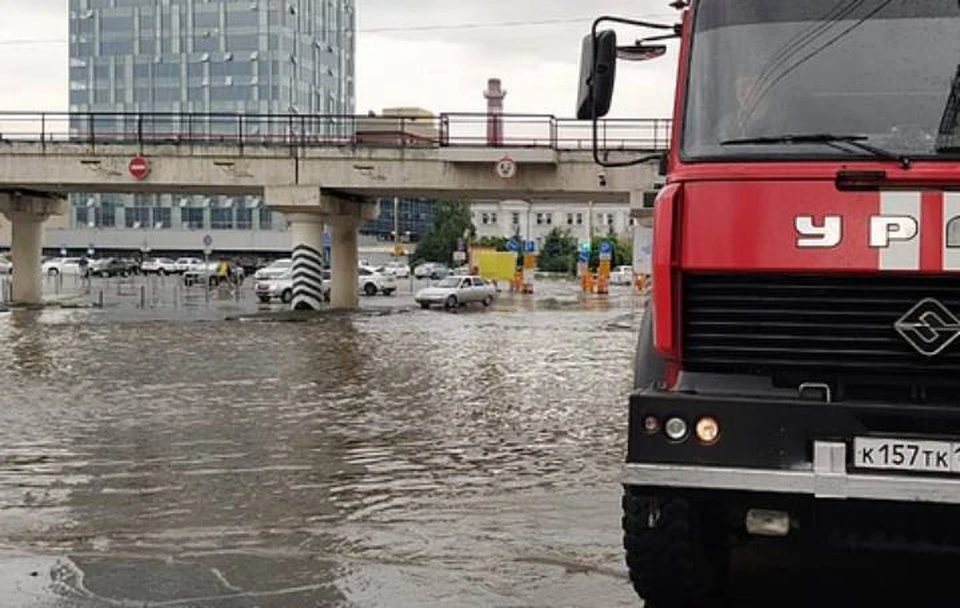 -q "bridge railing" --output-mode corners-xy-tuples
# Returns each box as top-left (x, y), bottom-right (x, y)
(0, 112), (671, 152)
